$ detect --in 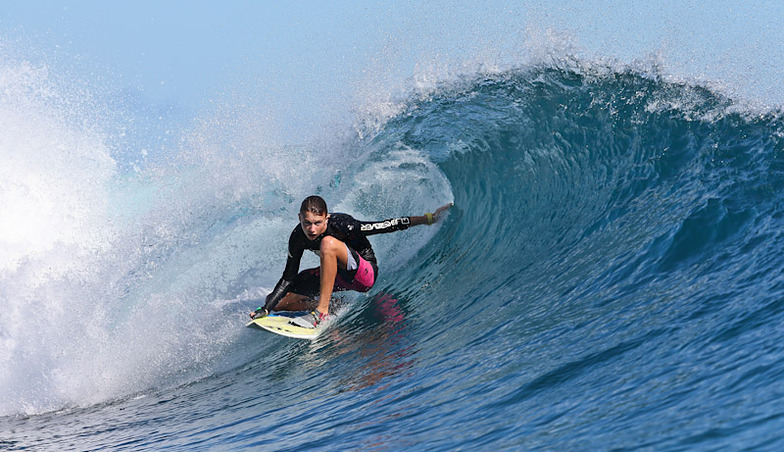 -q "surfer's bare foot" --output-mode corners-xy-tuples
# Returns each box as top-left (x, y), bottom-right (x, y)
(310, 310), (327, 327)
